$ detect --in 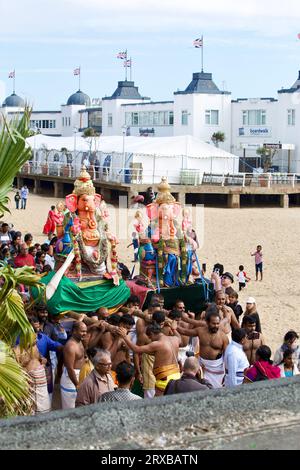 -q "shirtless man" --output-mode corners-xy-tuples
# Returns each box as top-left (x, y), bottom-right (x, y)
(134, 304), (162, 399)
(60, 321), (87, 409)
(177, 308), (229, 388)
(242, 315), (265, 365)
(187, 294), (239, 339)
(167, 309), (197, 367)
(109, 315), (134, 373)
(118, 322), (181, 396)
